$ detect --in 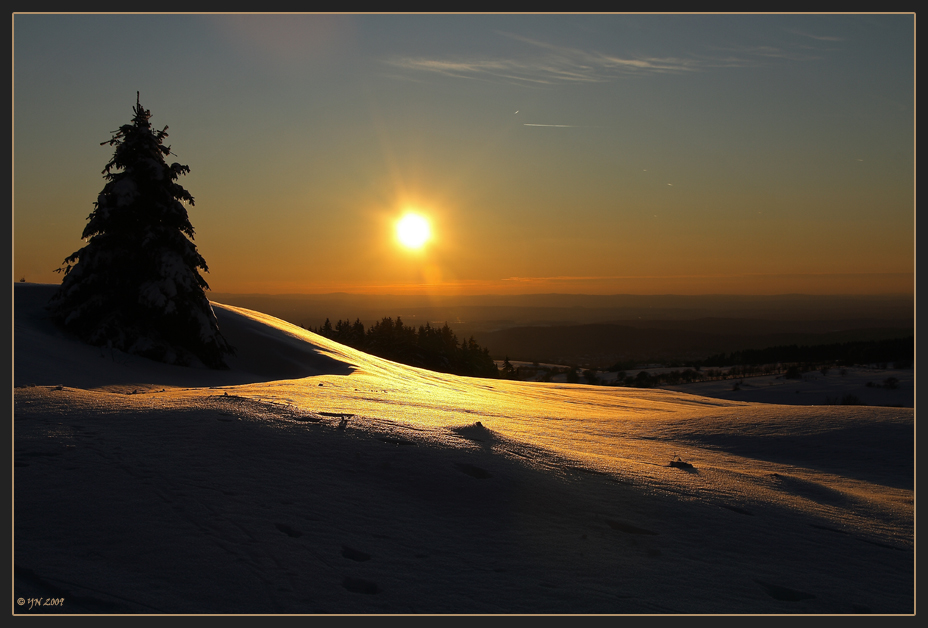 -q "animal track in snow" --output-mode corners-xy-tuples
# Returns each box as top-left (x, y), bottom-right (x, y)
(341, 546), (371, 562)
(754, 579), (815, 601)
(604, 519), (658, 535)
(342, 577), (379, 594)
(455, 463), (492, 479)
(275, 523), (302, 538)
